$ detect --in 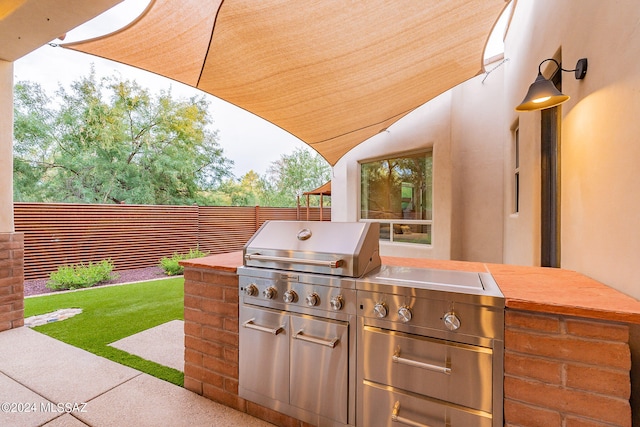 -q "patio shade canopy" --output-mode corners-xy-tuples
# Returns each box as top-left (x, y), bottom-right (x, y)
(63, 0), (508, 165)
